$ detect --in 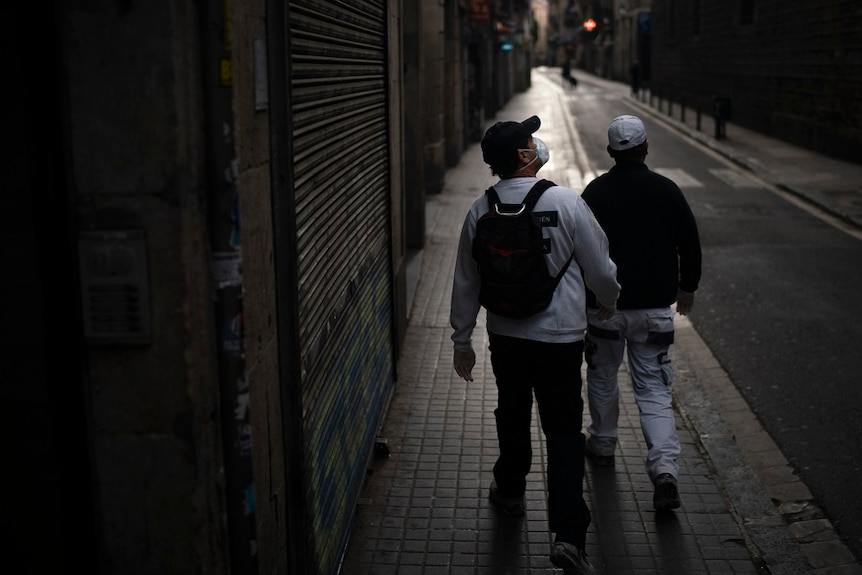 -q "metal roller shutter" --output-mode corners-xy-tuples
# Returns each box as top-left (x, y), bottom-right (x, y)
(287, 1), (393, 573)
